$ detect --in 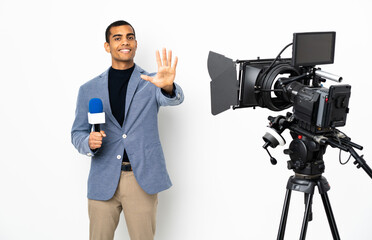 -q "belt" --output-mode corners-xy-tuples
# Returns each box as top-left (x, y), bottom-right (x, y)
(121, 164), (132, 171)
